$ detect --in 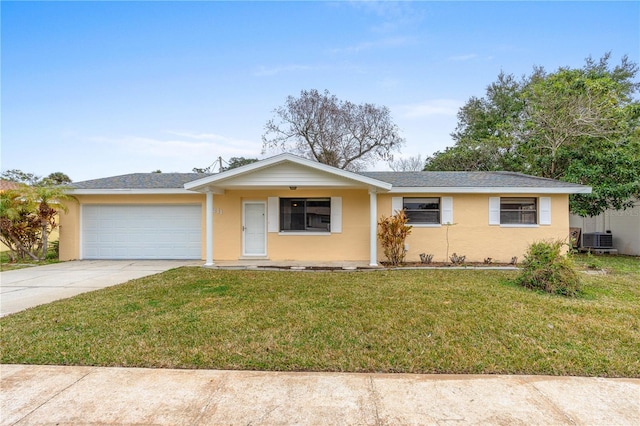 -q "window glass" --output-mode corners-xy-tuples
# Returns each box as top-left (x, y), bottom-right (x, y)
(280, 198), (331, 232)
(500, 197), (537, 224)
(403, 197), (440, 224)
